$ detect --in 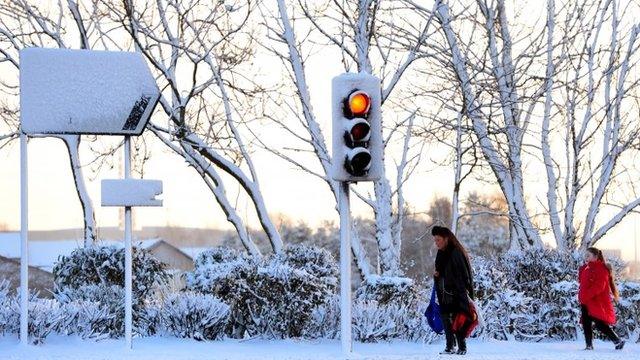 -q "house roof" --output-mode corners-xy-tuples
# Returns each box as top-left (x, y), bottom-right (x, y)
(0, 232), (188, 272)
